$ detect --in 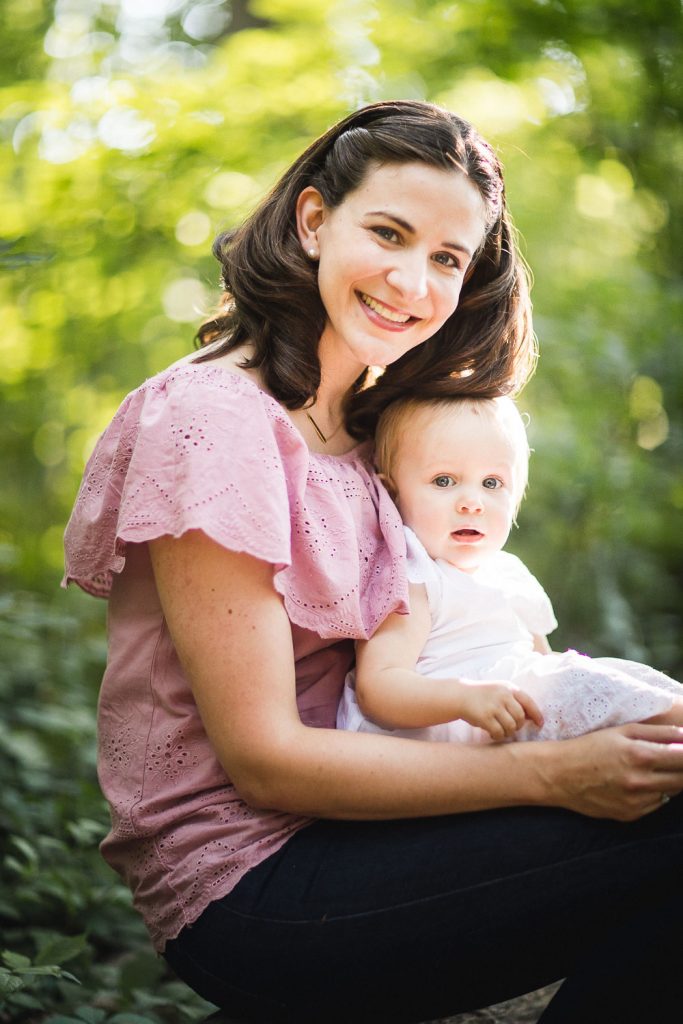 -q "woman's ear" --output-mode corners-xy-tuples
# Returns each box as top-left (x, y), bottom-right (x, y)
(295, 186), (325, 255)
